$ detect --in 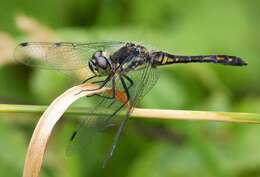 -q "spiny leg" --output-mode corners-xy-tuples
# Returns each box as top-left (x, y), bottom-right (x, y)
(75, 75), (112, 95)
(91, 76), (116, 99)
(81, 75), (110, 97)
(106, 75), (133, 109)
(81, 75), (97, 84)
(122, 74), (134, 90)
(119, 76), (130, 99)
